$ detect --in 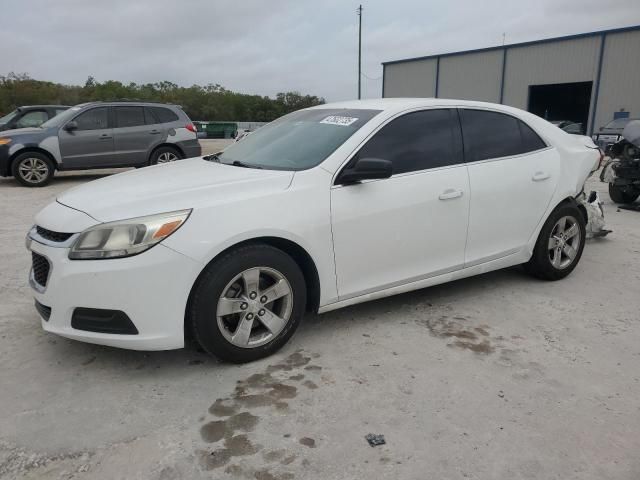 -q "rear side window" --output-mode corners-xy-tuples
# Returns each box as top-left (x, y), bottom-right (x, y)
(356, 109), (461, 175)
(149, 107), (179, 123)
(115, 106), (145, 128)
(460, 109), (546, 162)
(74, 107), (109, 131)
